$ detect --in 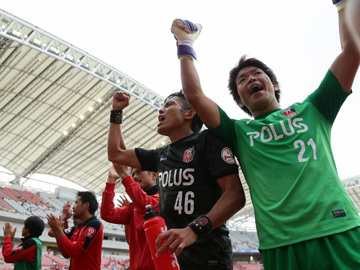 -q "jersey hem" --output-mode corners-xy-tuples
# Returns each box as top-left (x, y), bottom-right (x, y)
(259, 221), (360, 250)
